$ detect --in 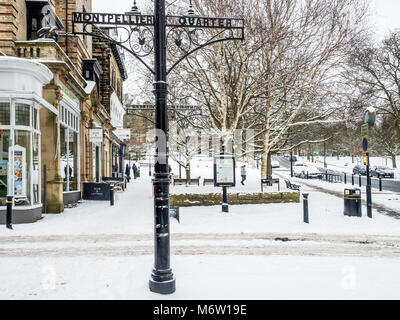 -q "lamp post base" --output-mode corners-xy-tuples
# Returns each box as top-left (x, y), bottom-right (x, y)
(149, 278), (176, 295)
